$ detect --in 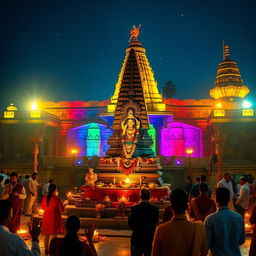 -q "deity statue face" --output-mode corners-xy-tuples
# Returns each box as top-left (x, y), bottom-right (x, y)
(127, 119), (135, 128)
(125, 144), (133, 154)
